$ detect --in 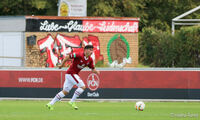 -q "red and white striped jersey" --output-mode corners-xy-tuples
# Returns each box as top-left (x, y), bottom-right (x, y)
(66, 52), (94, 74)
